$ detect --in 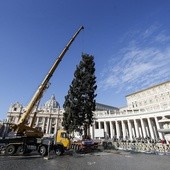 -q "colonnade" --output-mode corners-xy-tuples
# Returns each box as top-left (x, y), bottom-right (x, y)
(91, 116), (163, 141)
(27, 116), (60, 135)
(7, 113), (62, 136)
